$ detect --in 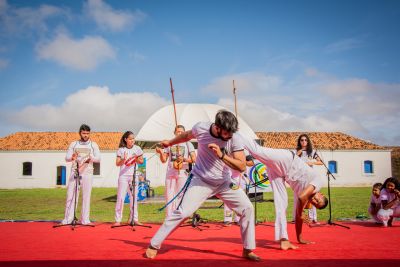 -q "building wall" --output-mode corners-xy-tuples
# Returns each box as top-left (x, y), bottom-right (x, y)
(314, 150), (392, 187)
(0, 151), (167, 189)
(0, 149), (392, 189)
